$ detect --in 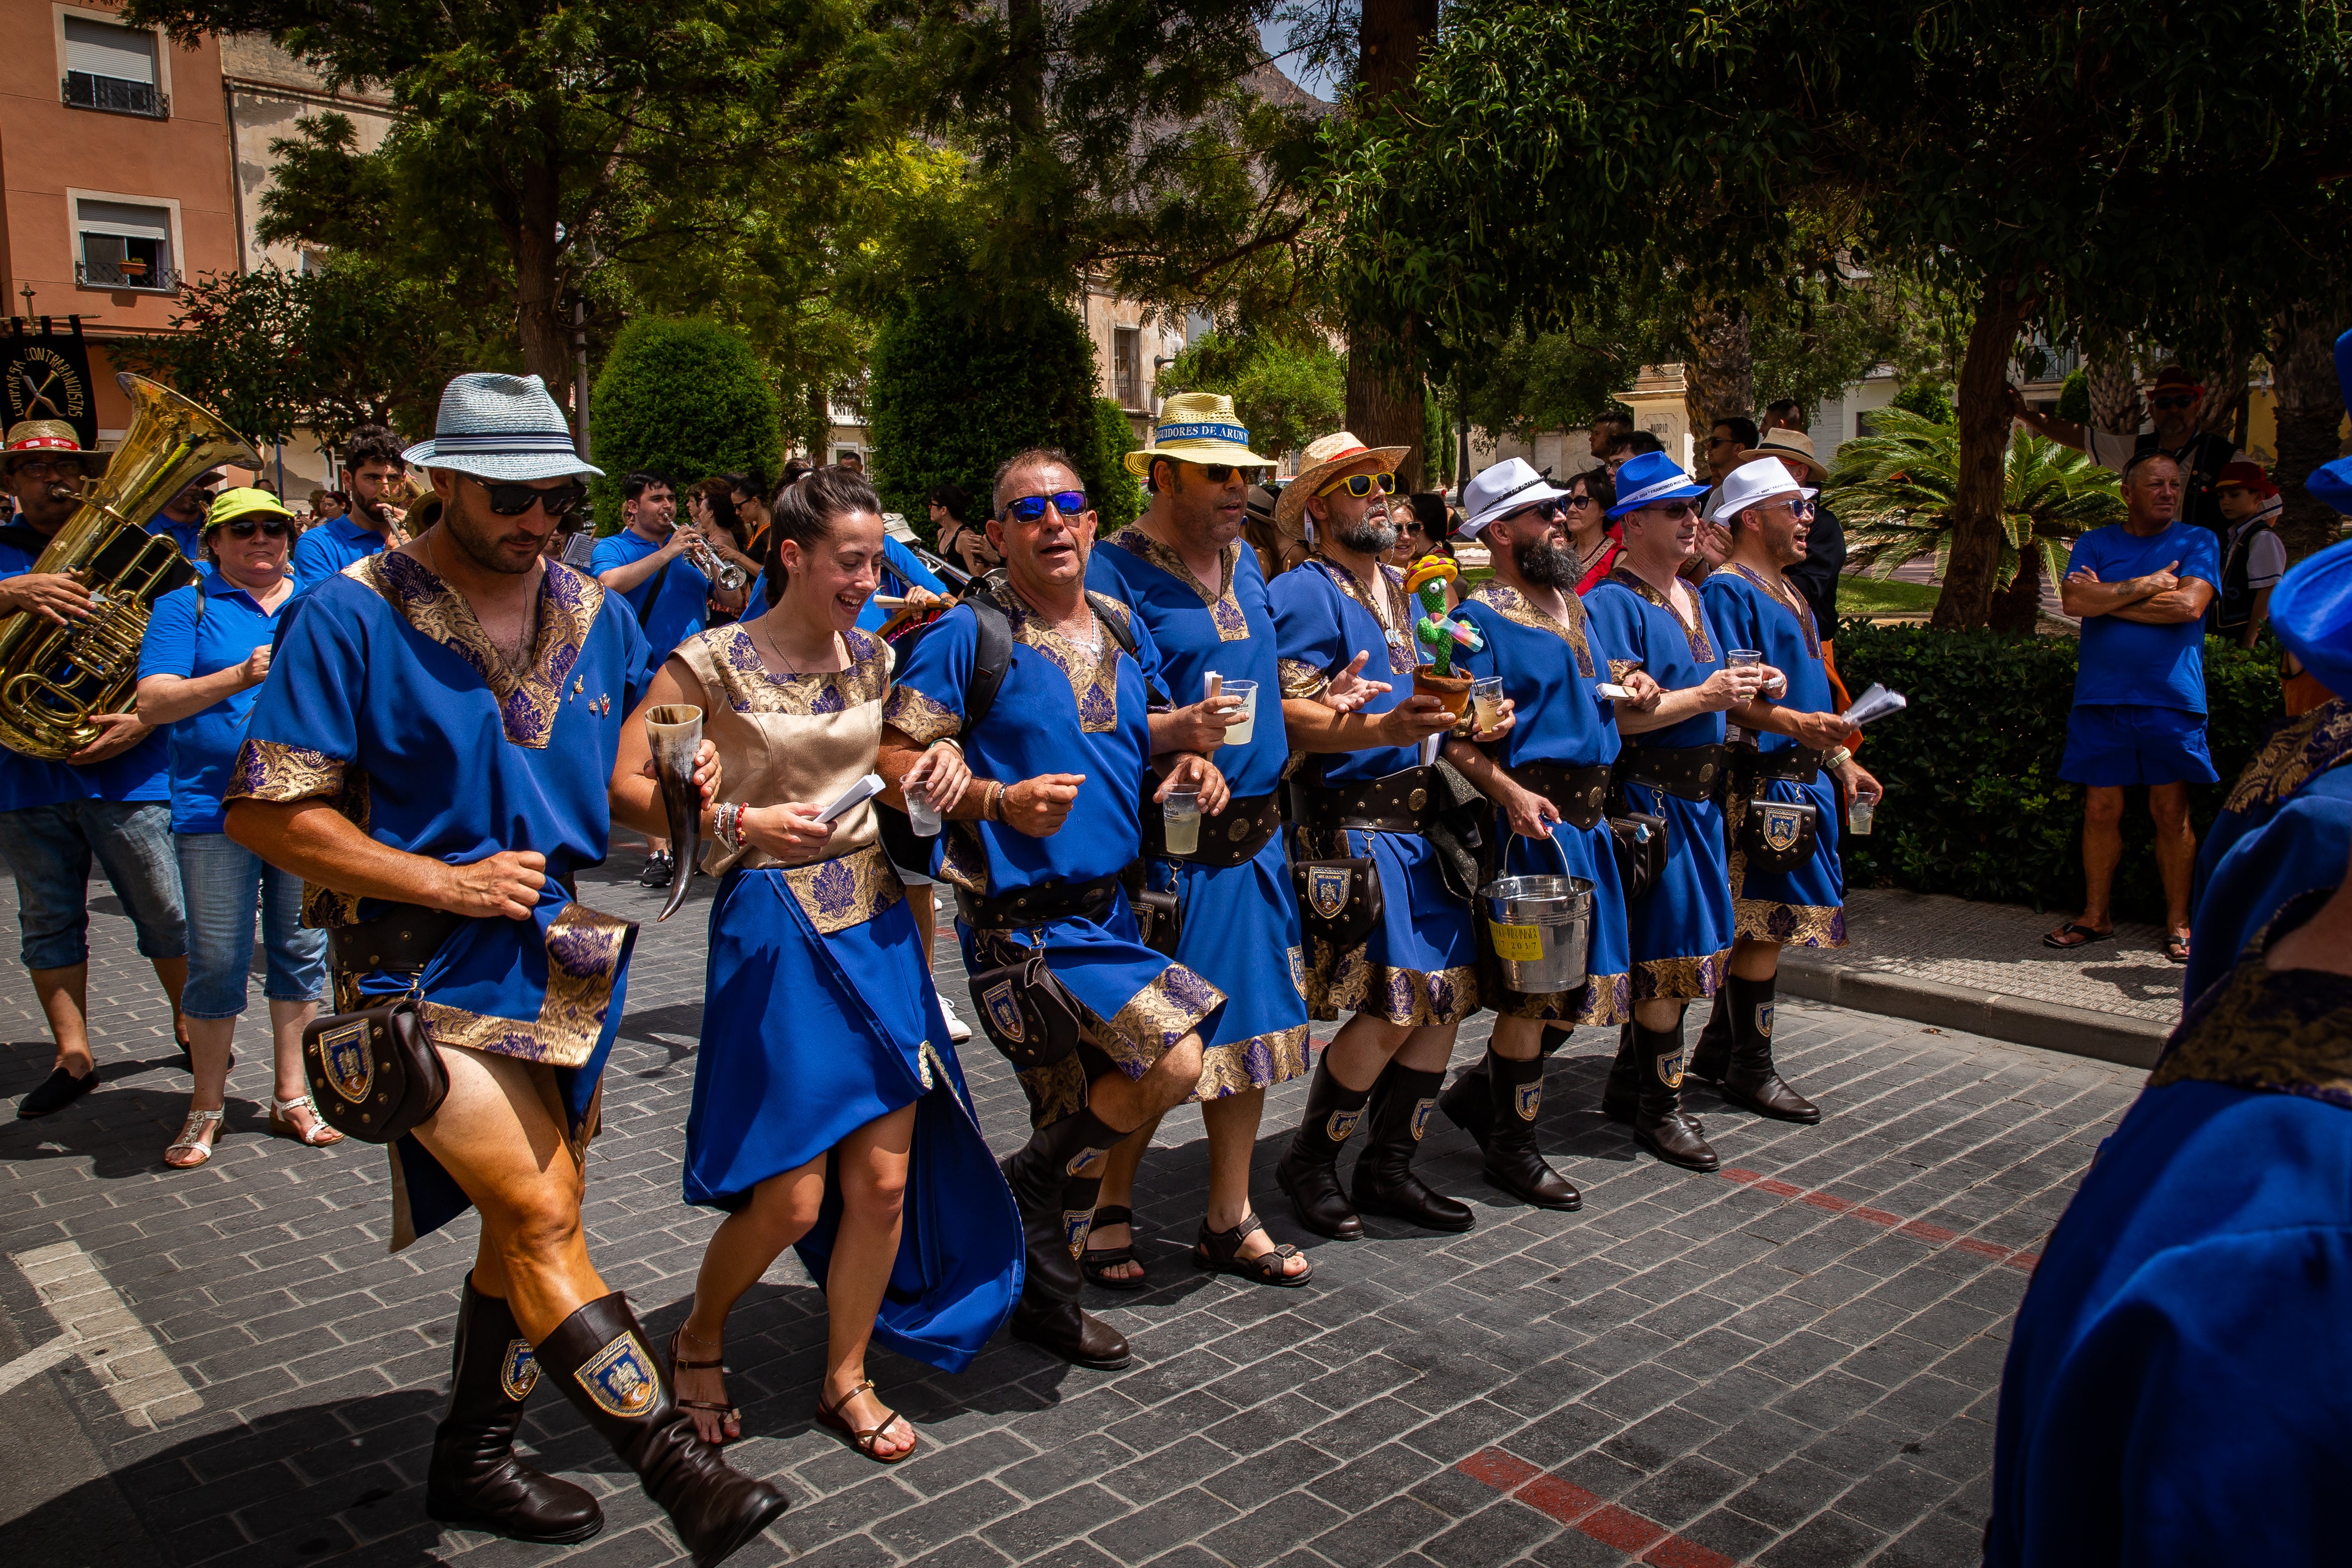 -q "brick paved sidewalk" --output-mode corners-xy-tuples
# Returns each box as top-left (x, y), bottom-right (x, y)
(0, 856), (2142, 1568)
